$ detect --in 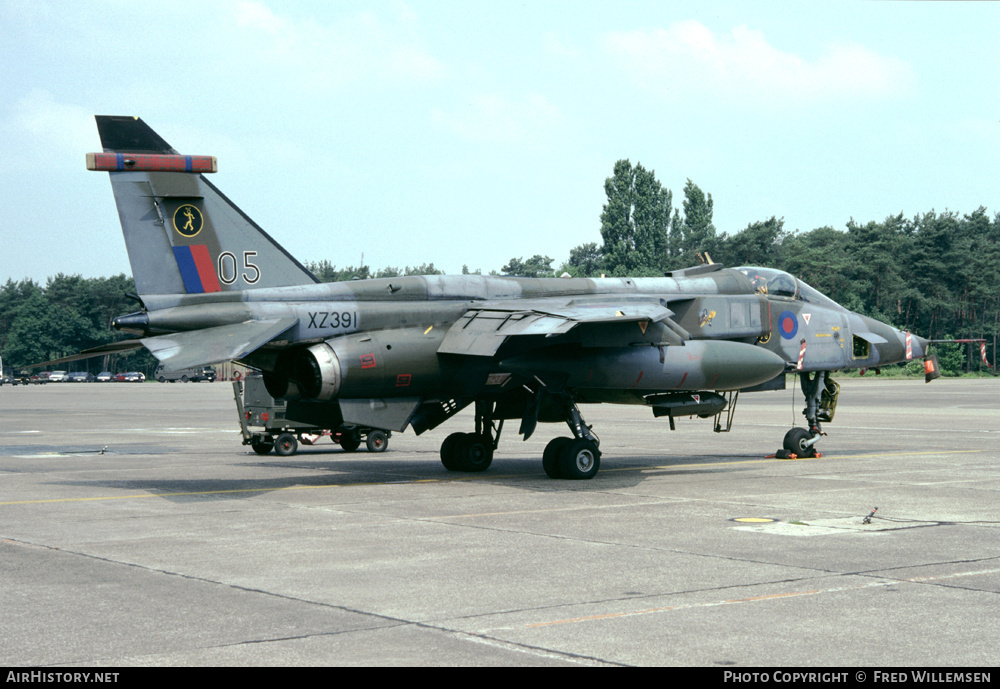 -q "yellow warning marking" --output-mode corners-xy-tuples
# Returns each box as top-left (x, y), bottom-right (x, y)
(424, 326), (434, 335)
(732, 517), (775, 523)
